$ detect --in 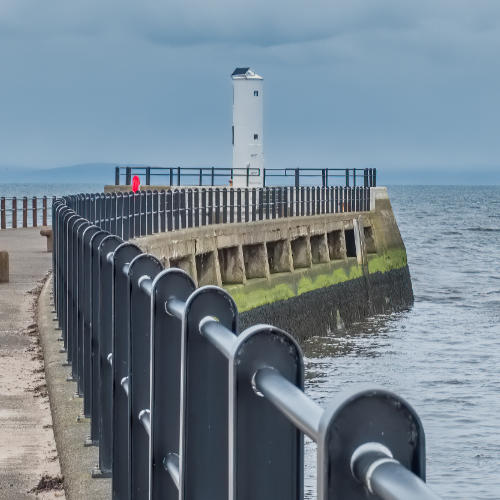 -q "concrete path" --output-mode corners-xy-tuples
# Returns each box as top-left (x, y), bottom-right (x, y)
(37, 277), (111, 500)
(0, 228), (64, 499)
